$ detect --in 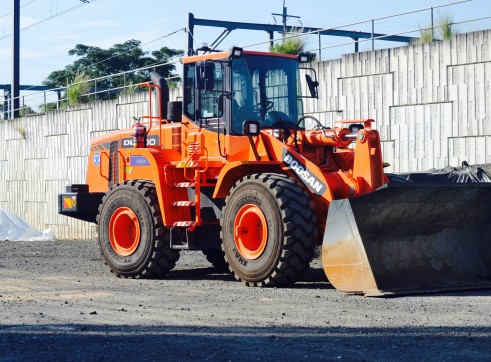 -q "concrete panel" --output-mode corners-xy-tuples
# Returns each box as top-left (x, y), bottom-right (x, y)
(448, 136), (490, 166)
(305, 111), (345, 129)
(381, 141), (395, 173)
(390, 102), (453, 172)
(448, 62), (490, 138)
(338, 73), (393, 140)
